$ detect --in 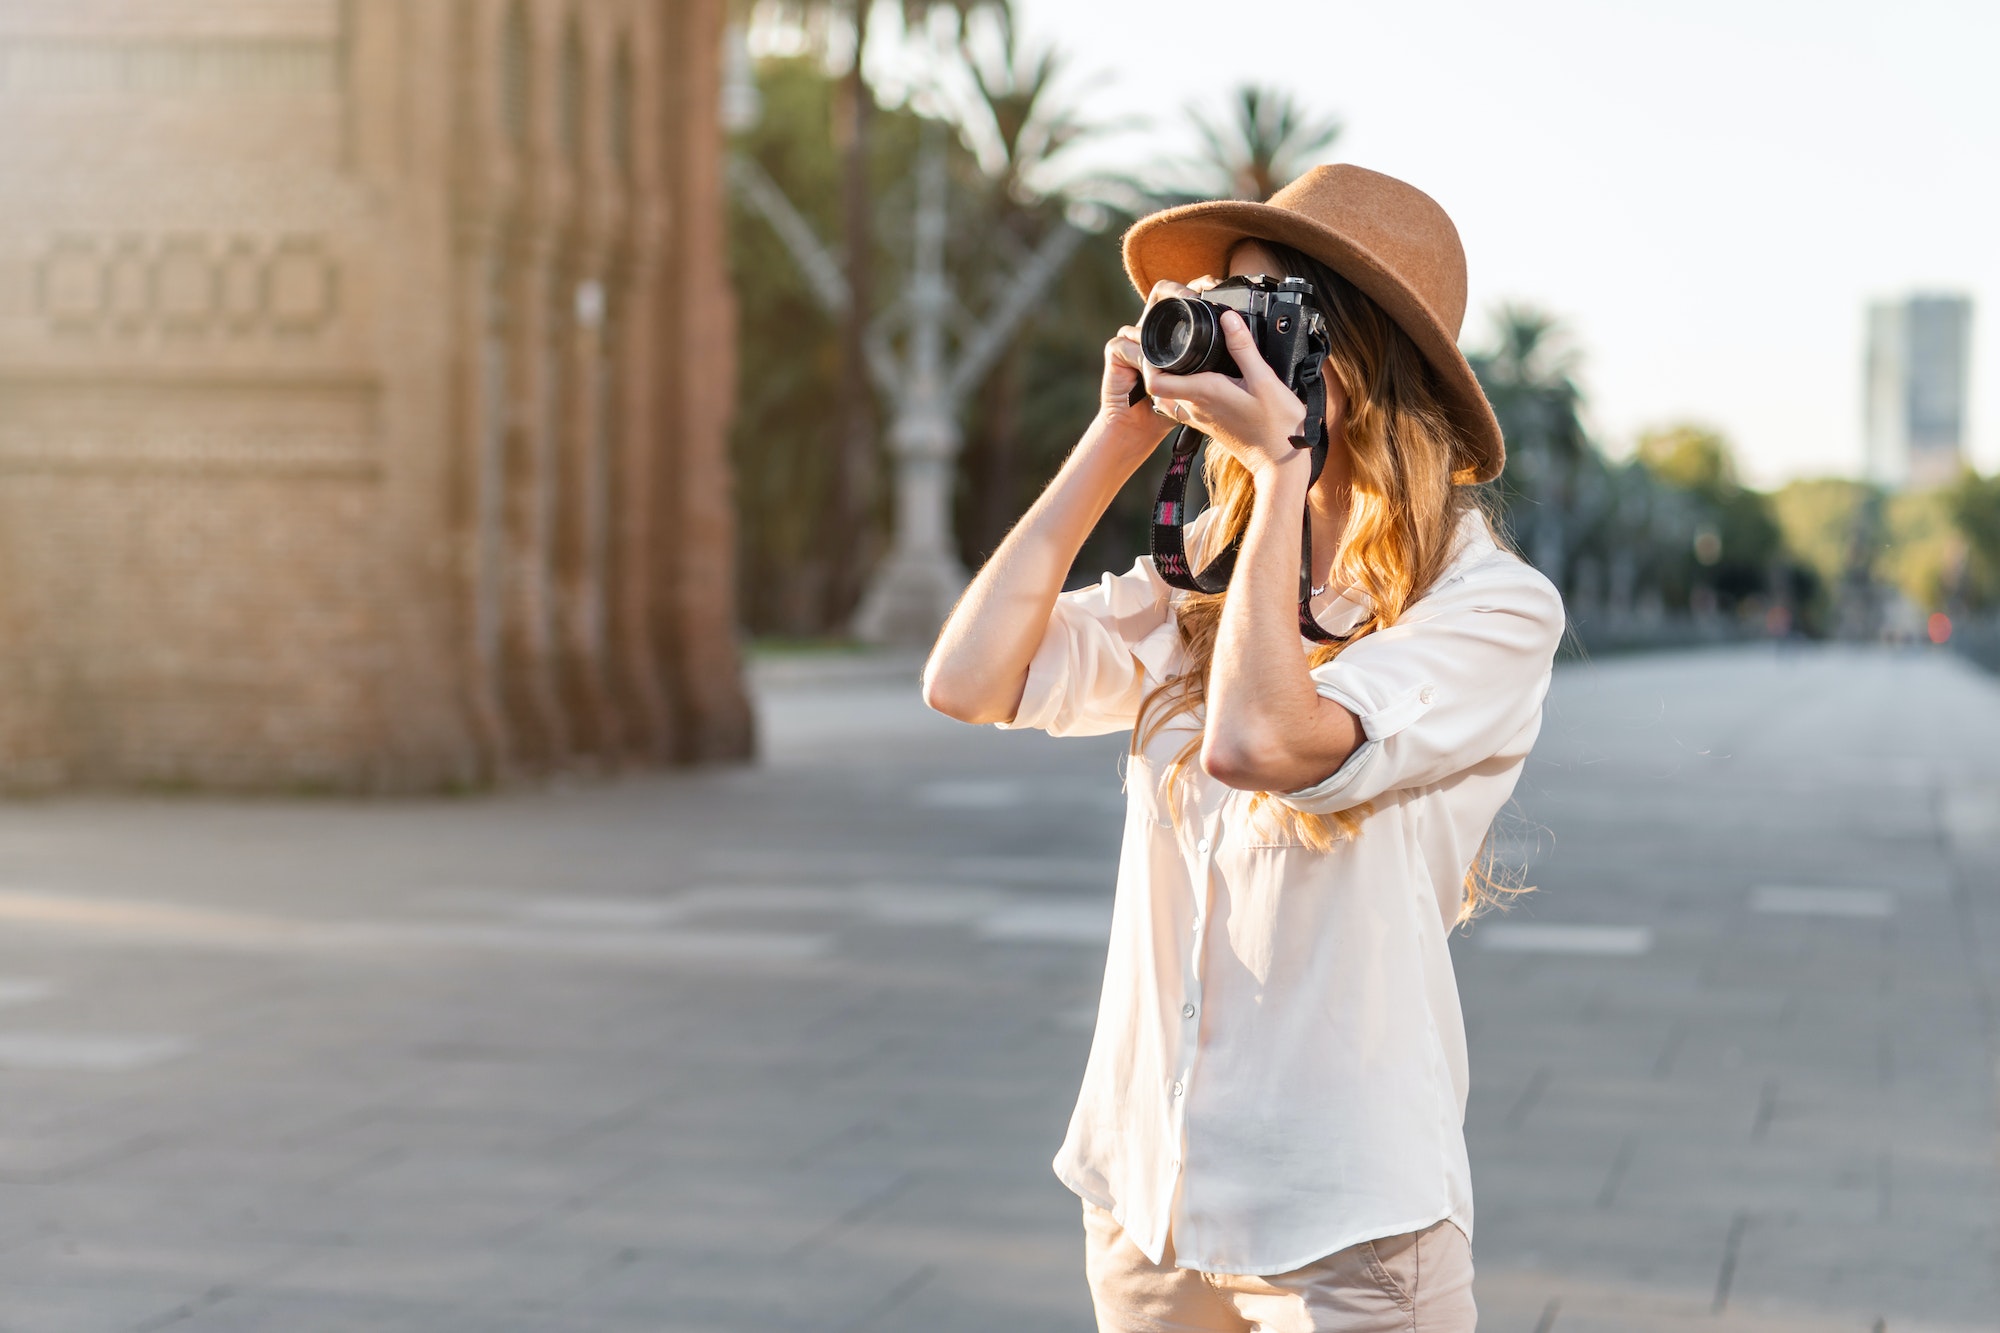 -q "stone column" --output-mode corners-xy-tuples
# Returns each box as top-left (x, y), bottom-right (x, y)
(550, 21), (620, 762)
(450, 211), (515, 780)
(497, 7), (572, 768)
(657, 0), (754, 762)
(444, 0), (519, 780)
(610, 218), (675, 762)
